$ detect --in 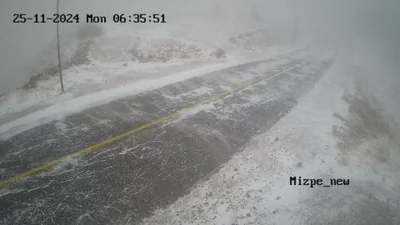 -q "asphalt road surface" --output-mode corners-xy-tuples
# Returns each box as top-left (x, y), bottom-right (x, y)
(0, 50), (333, 225)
